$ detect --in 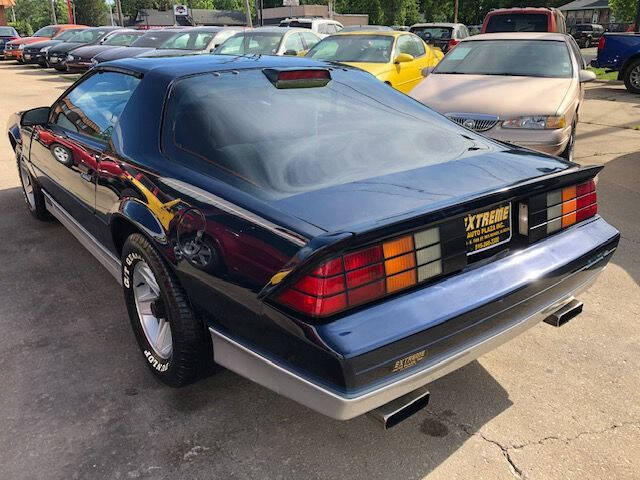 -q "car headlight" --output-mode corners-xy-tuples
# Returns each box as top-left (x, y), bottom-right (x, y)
(41, 46), (52, 53)
(18, 44), (25, 50)
(502, 115), (566, 130)
(67, 54), (74, 61)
